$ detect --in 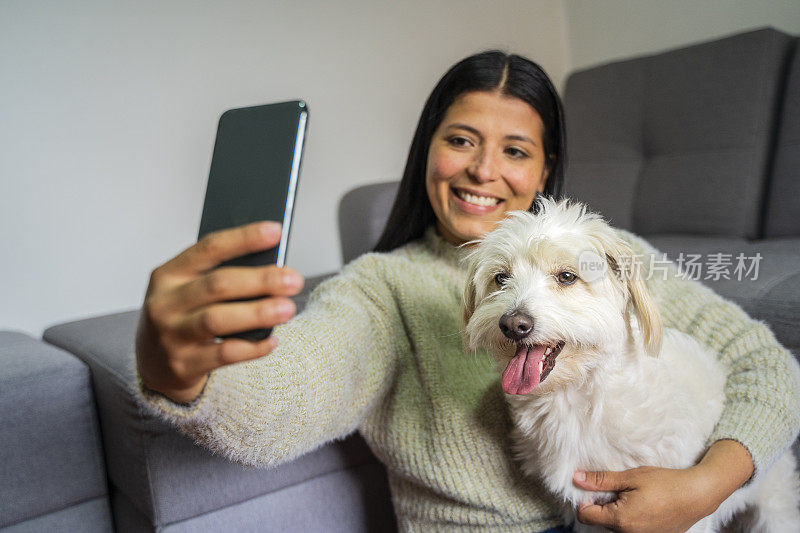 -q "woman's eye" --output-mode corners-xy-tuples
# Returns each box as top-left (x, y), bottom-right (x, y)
(556, 271), (578, 285)
(505, 147), (528, 159)
(494, 272), (510, 287)
(448, 136), (471, 147)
